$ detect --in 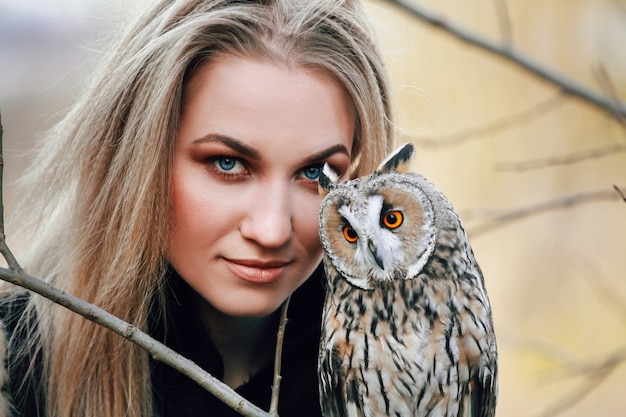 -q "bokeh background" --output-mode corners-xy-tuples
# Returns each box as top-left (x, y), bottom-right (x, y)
(1, 0), (625, 416)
